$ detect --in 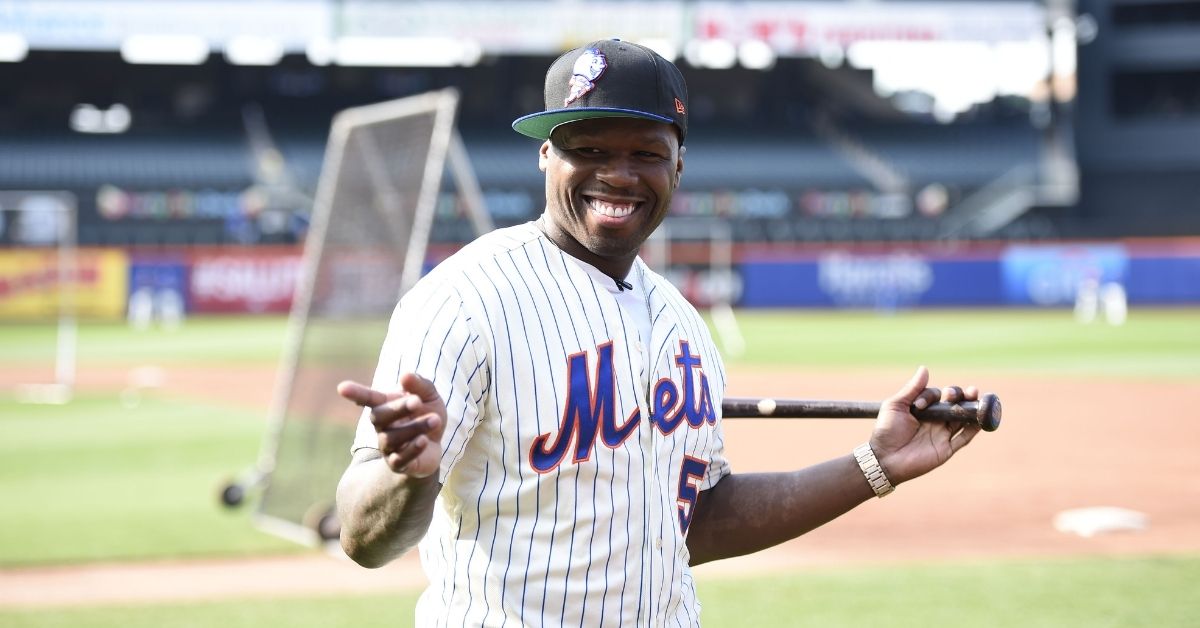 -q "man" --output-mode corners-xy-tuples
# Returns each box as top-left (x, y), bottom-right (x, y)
(335, 39), (981, 626)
